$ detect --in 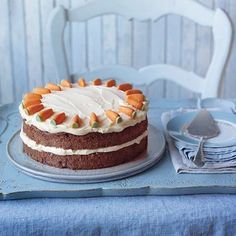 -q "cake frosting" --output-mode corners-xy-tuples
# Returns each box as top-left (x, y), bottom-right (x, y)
(19, 84), (147, 135)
